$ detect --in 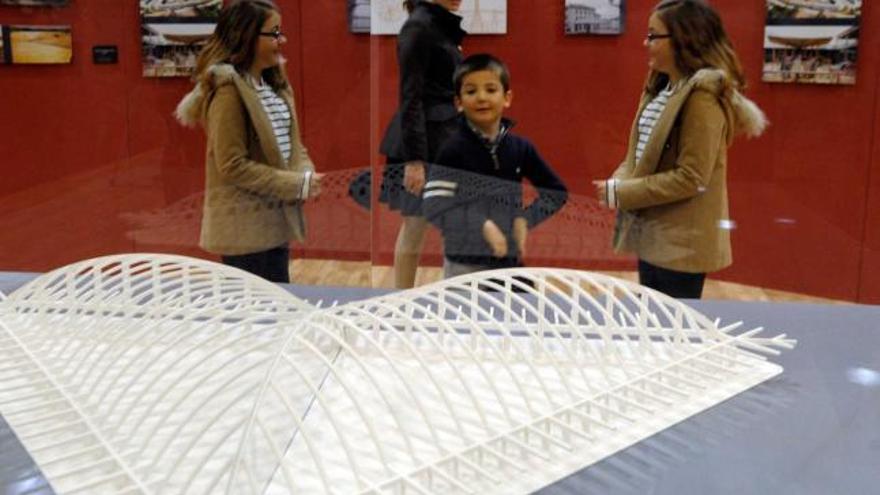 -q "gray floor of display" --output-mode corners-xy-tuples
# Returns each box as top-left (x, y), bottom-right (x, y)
(1, 272), (878, 495)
